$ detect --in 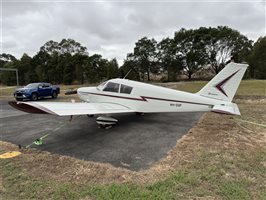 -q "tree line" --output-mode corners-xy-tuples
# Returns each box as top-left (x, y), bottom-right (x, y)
(0, 26), (265, 86)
